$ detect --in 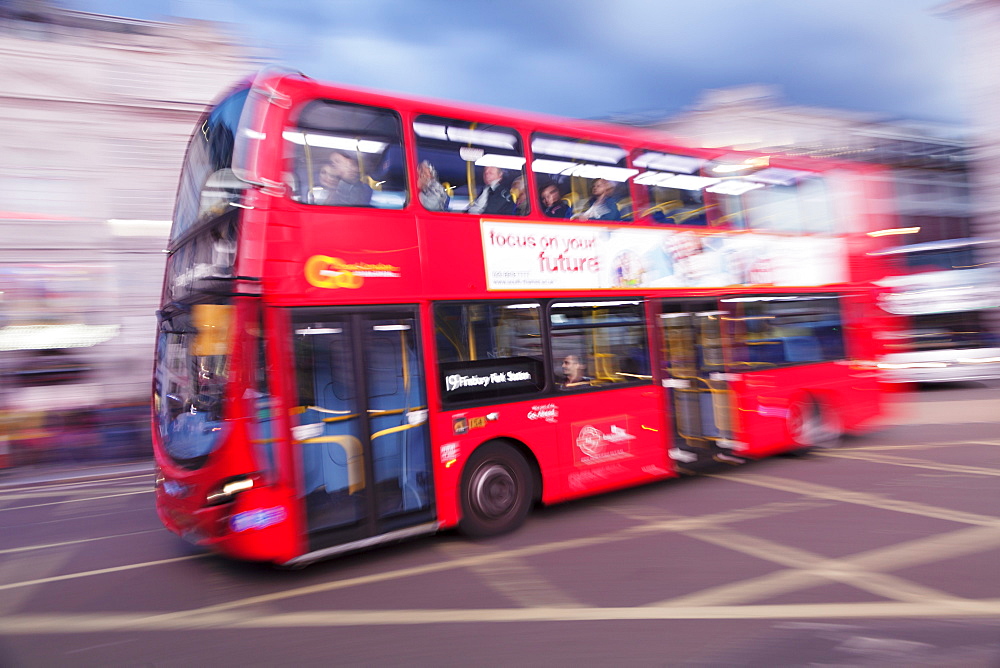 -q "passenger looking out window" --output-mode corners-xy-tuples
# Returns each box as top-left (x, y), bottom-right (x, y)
(413, 115), (527, 216)
(417, 160), (449, 211)
(540, 183), (571, 218)
(284, 99), (406, 209)
(560, 354), (592, 389)
(510, 176), (530, 216)
(312, 152), (372, 206)
(578, 178), (620, 221)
